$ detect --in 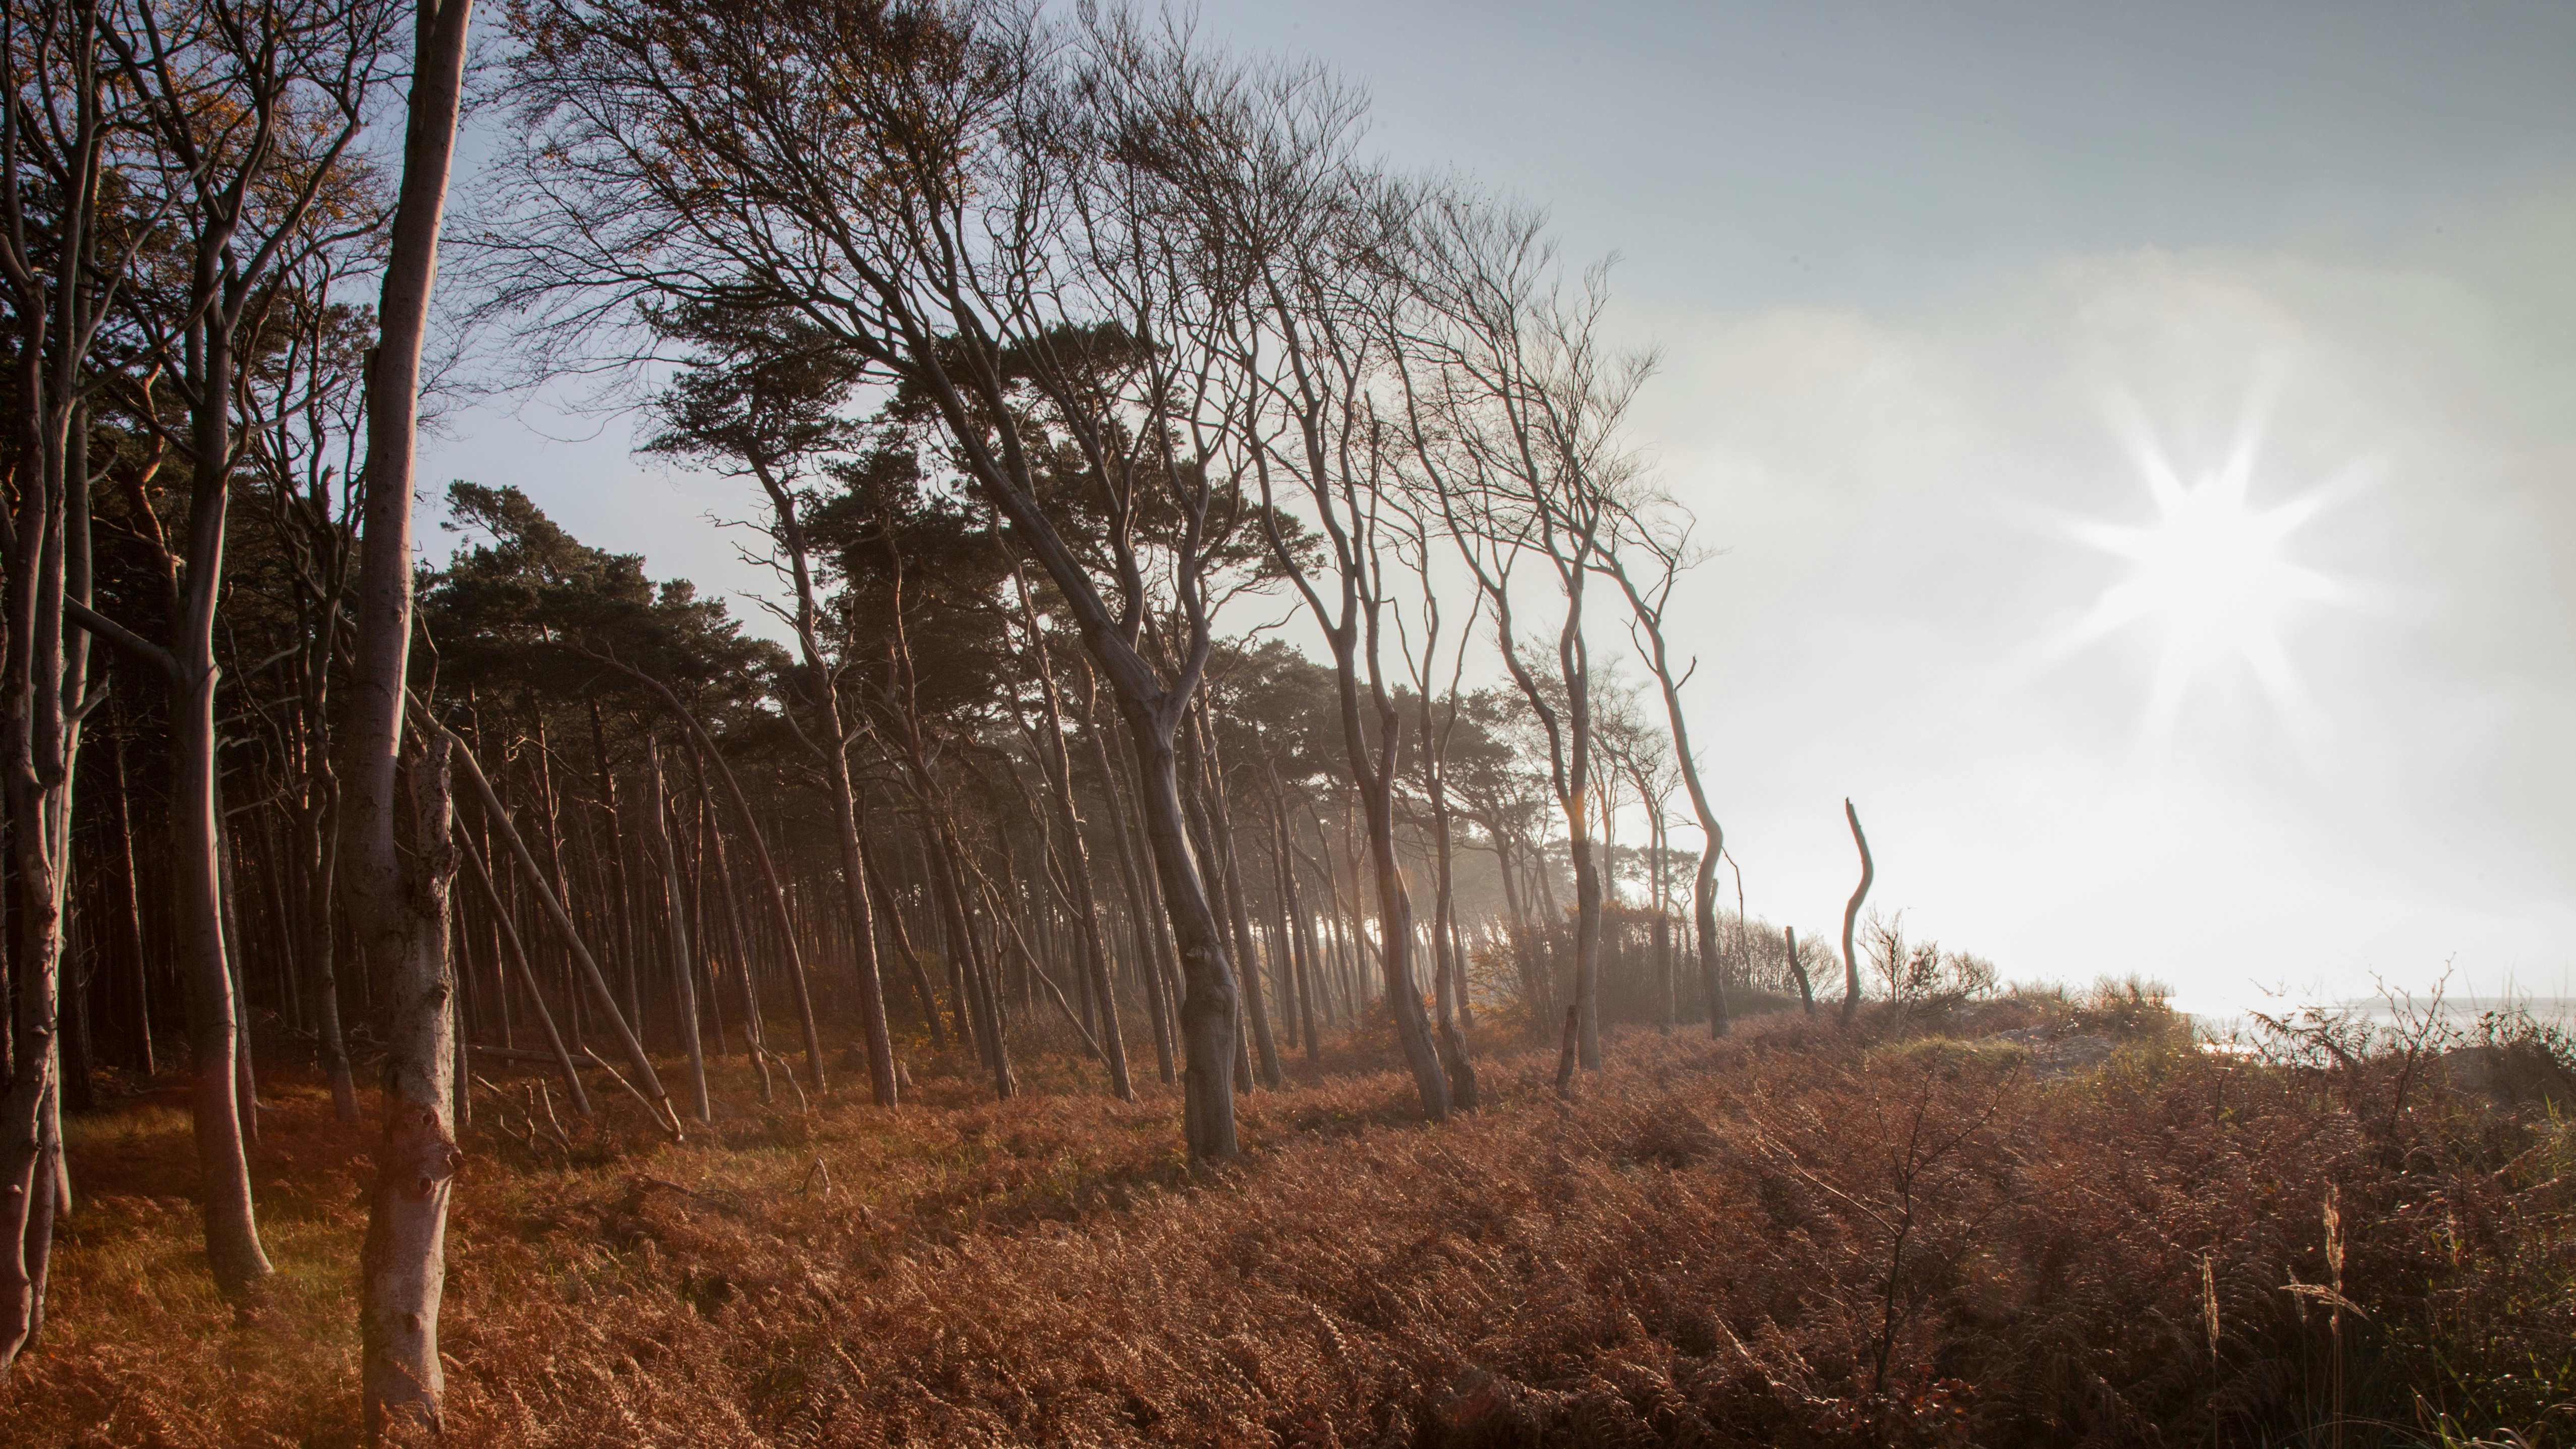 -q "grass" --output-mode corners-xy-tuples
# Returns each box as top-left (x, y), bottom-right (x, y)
(5, 988), (2571, 1446)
